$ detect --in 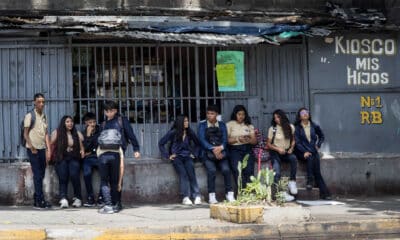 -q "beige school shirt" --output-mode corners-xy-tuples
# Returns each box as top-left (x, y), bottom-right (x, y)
(301, 122), (311, 142)
(226, 120), (255, 146)
(267, 124), (295, 150)
(24, 110), (48, 150)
